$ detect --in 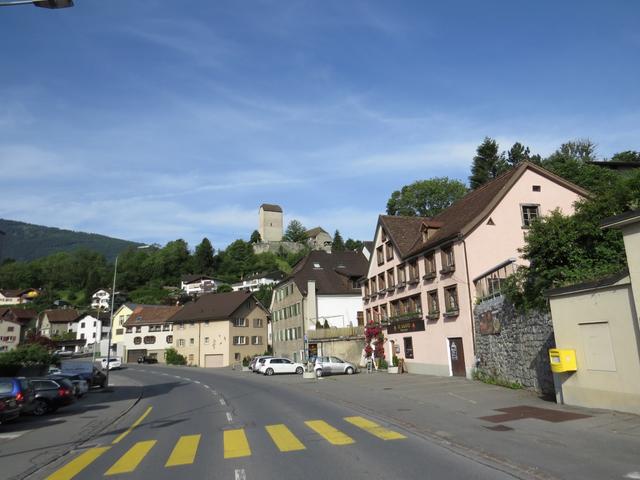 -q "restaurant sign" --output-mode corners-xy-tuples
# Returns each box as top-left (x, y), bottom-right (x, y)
(388, 317), (425, 335)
